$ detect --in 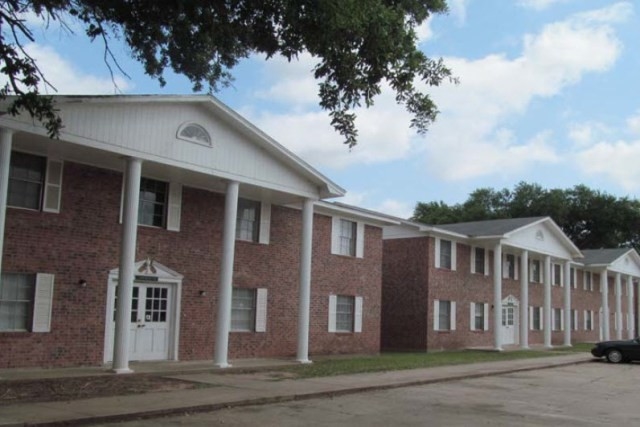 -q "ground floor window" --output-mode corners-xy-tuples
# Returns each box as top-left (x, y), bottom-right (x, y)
(336, 295), (355, 332)
(435, 299), (456, 331)
(231, 288), (256, 331)
(571, 309), (578, 331)
(553, 308), (562, 331)
(584, 310), (594, 331)
(531, 306), (543, 331)
(470, 302), (488, 331)
(0, 273), (35, 331)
